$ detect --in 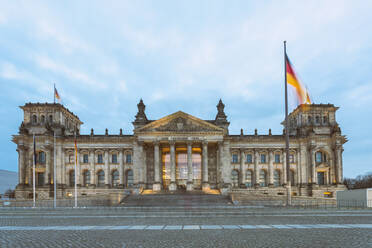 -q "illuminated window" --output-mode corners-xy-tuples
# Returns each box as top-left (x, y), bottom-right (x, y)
(289, 154), (294, 163)
(231, 170), (239, 187)
(69, 154), (74, 164)
(192, 153), (202, 180)
(259, 170), (267, 187)
(176, 153), (187, 180)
